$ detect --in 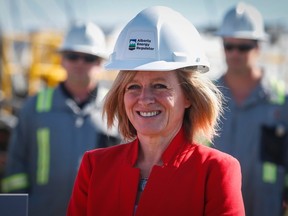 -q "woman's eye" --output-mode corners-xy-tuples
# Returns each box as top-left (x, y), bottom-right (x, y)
(154, 83), (167, 89)
(127, 84), (140, 90)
